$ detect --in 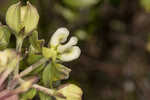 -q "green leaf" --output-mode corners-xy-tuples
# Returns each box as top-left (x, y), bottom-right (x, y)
(29, 64), (45, 75)
(42, 62), (71, 88)
(27, 54), (42, 65)
(0, 25), (11, 50)
(39, 92), (53, 100)
(25, 54), (44, 75)
(29, 30), (45, 54)
(42, 63), (52, 87)
(20, 54), (42, 70)
(20, 88), (37, 100)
